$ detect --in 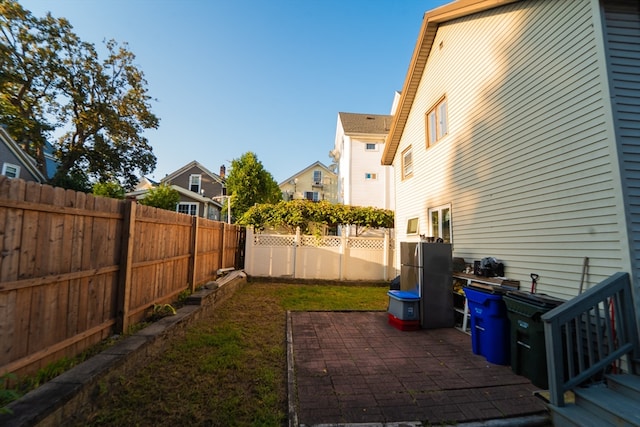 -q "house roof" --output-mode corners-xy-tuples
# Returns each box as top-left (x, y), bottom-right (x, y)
(381, 0), (520, 165)
(126, 184), (223, 207)
(0, 126), (47, 182)
(278, 161), (336, 187)
(161, 160), (225, 184)
(339, 112), (392, 136)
